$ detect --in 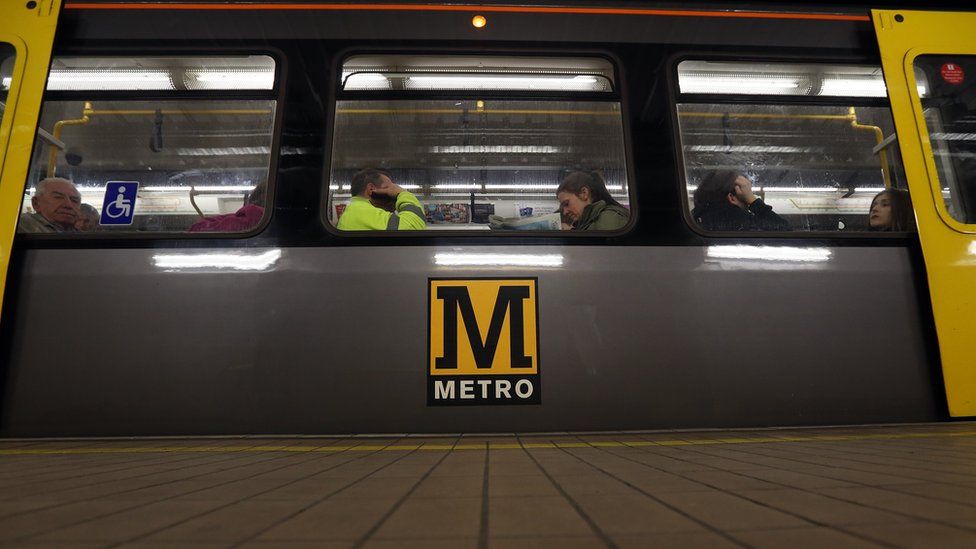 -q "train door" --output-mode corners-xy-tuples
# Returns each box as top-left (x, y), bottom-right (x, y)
(0, 0), (61, 319)
(874, 9), (976, 417)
